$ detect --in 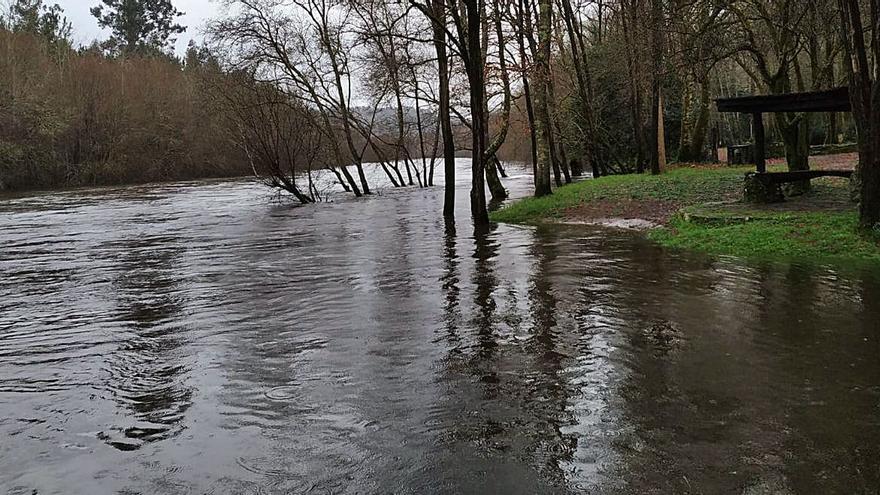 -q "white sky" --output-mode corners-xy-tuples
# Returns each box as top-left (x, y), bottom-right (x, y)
(53, 0), (223, 54)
